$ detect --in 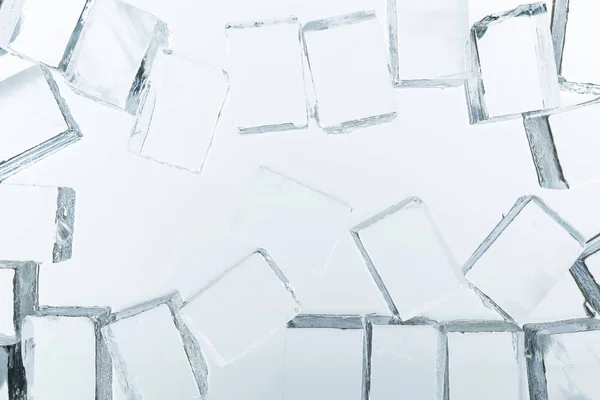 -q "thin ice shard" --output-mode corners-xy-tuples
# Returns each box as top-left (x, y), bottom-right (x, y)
(0, 185), (76, 263)
(387, 0), (470, 87)
(0, 65), (82, 182)
(128, 50), (229, 174)
(232, 167), (352, 272)
(351, 197), (465, 320)
(302, 11), (396, 133)
(21, 307), (110, 400)
(226, 17), (308, 134)
(101, 293), (204, 400)
(464, 196), (584, 325)
(180, 249), (300, 366)
(465, 3), (560, 124)
(284, 316), (364, 400)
